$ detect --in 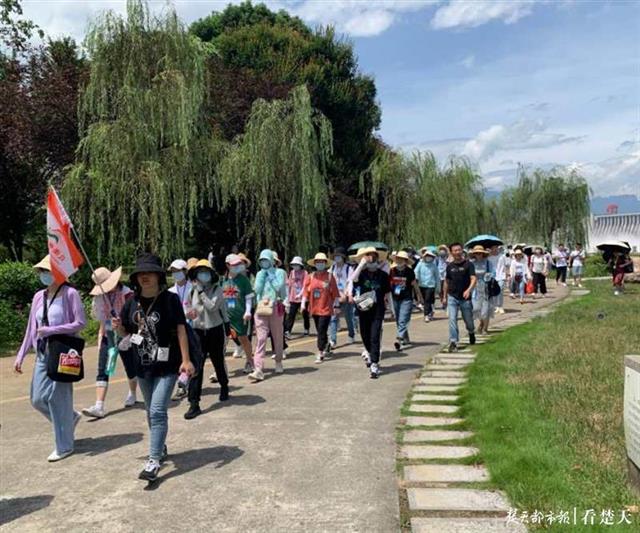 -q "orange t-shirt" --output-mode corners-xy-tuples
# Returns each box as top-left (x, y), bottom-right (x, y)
(303, 271), (339, 316)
